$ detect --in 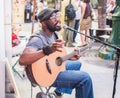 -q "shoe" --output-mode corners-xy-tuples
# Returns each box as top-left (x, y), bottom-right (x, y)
(82, 44), (87, 47)
(78, 44), (87, 47)
(36, 92), (47, 98)
(67, 44), (75, 47)
(48, 91), (62, 98)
